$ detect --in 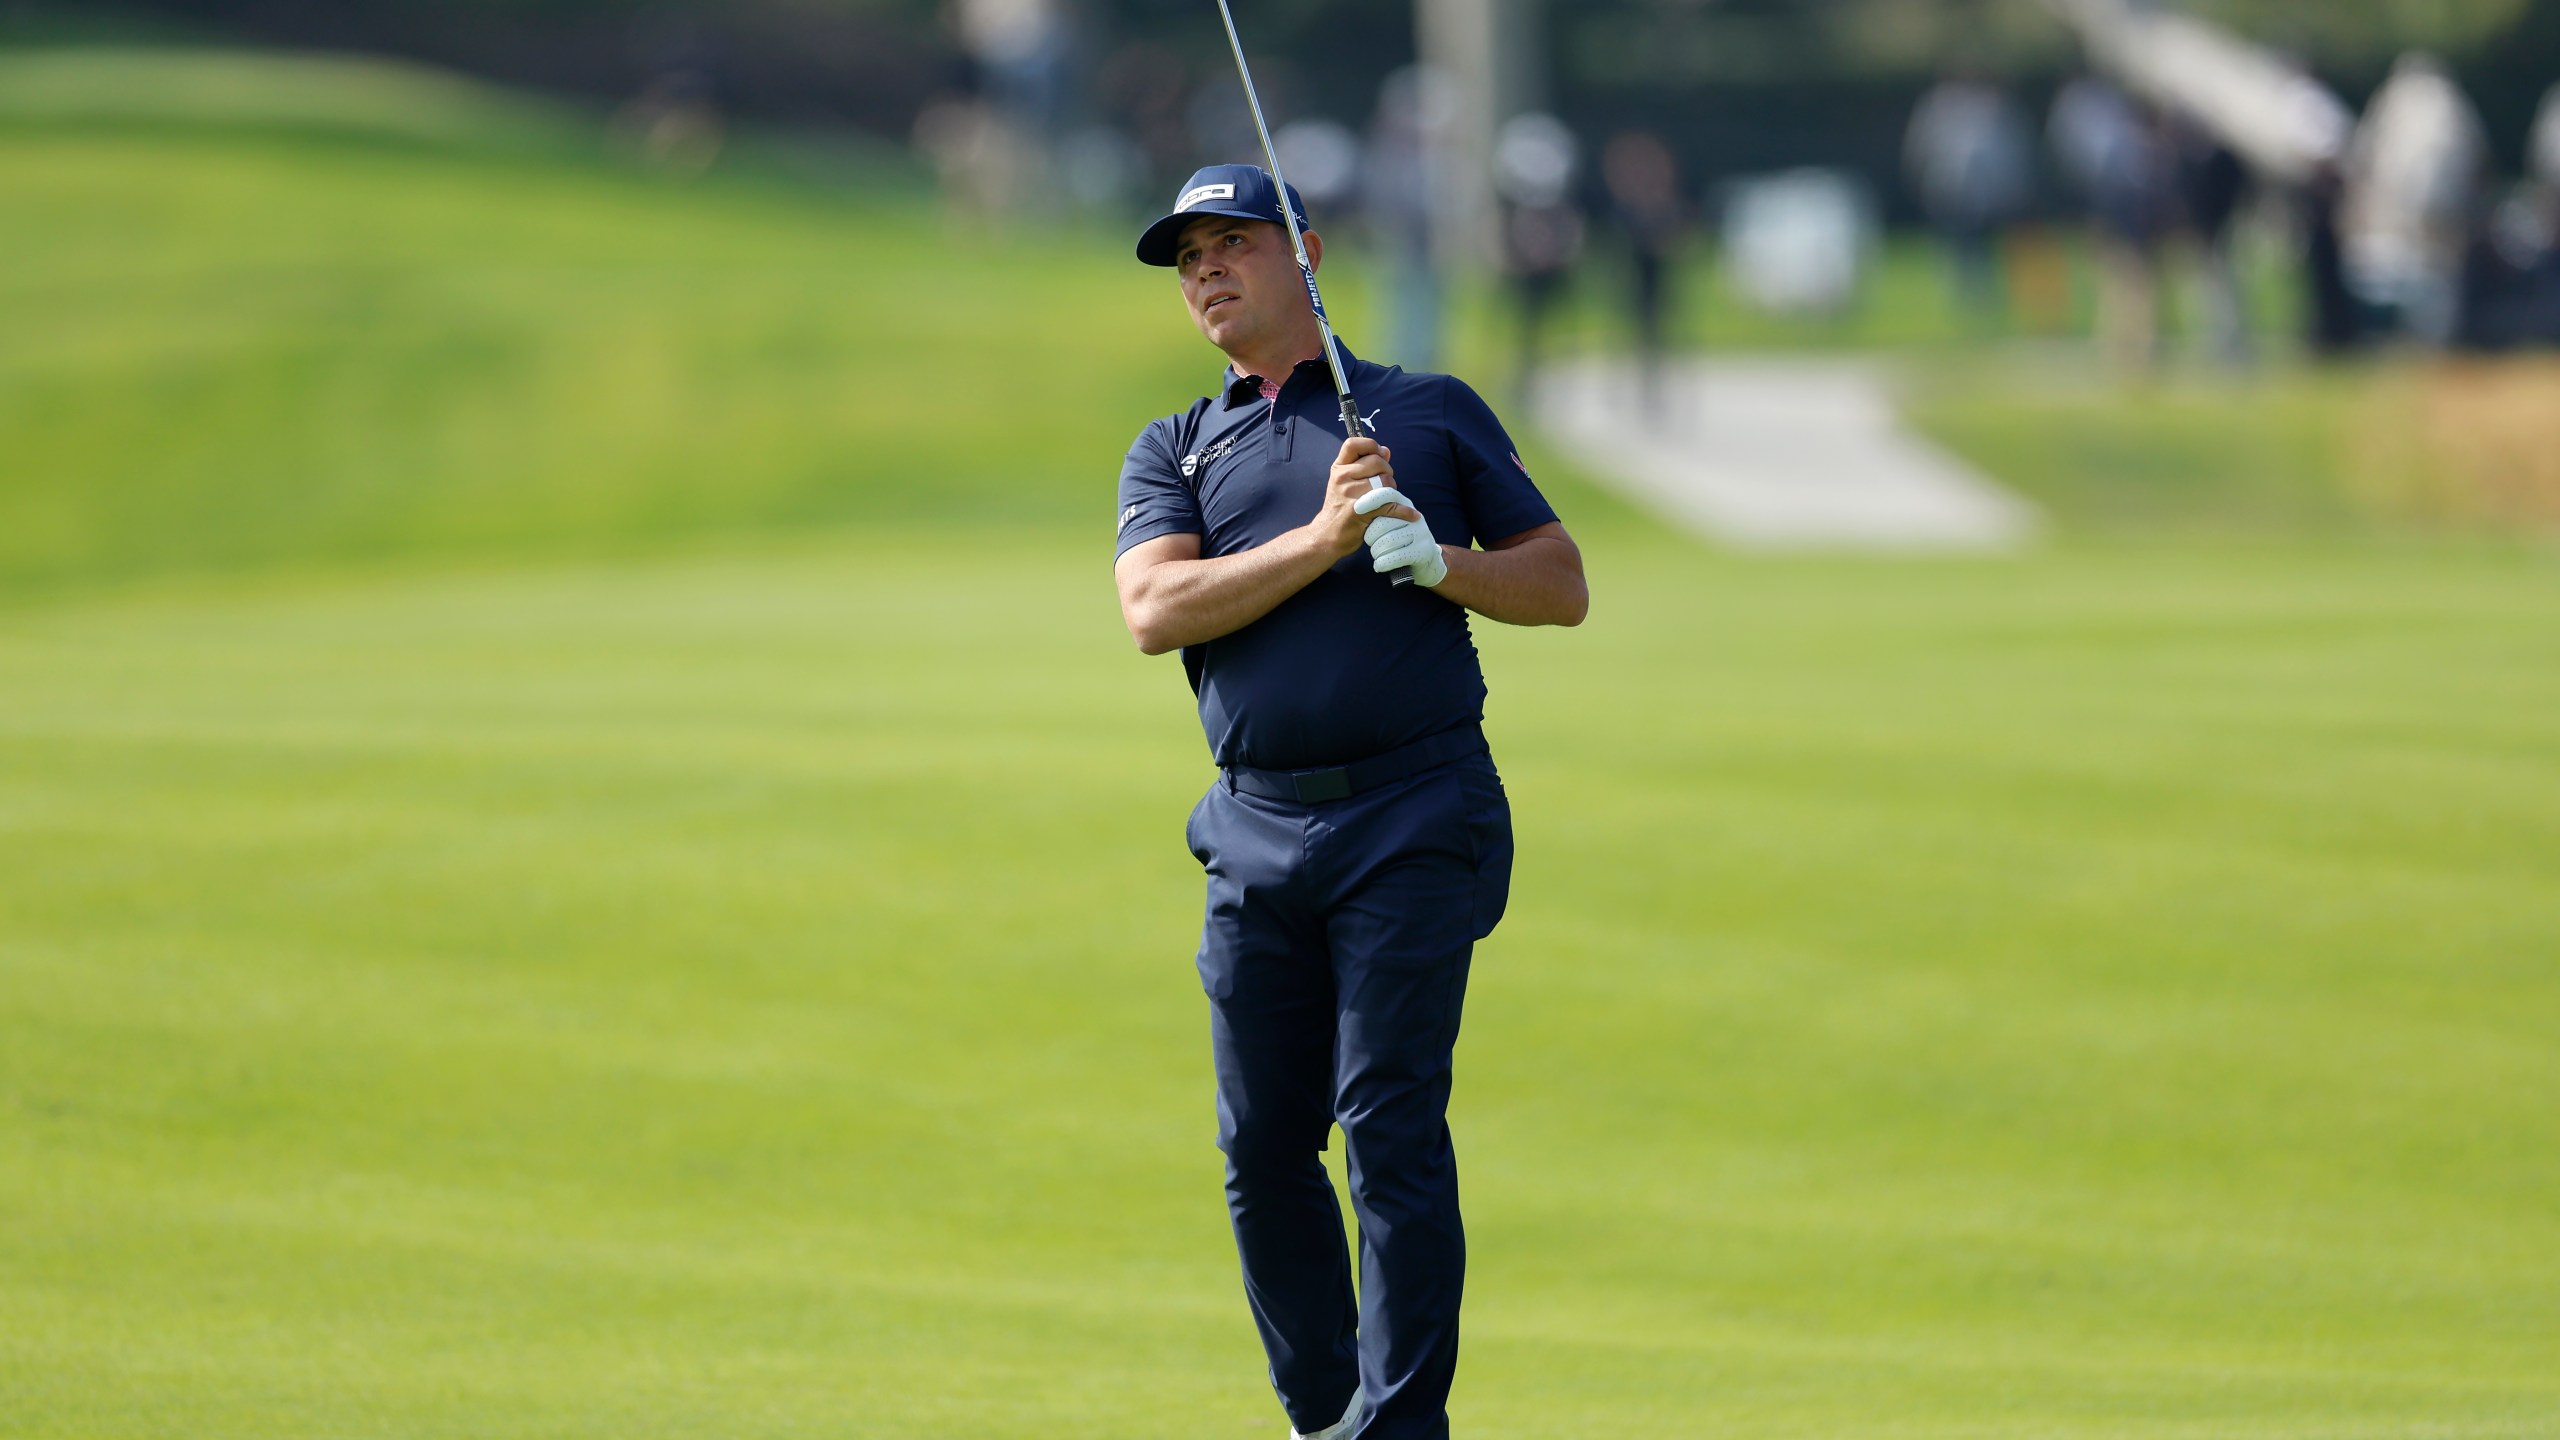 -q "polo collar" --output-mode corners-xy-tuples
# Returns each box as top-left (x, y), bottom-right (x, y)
(1221, 342), (1362, 408)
